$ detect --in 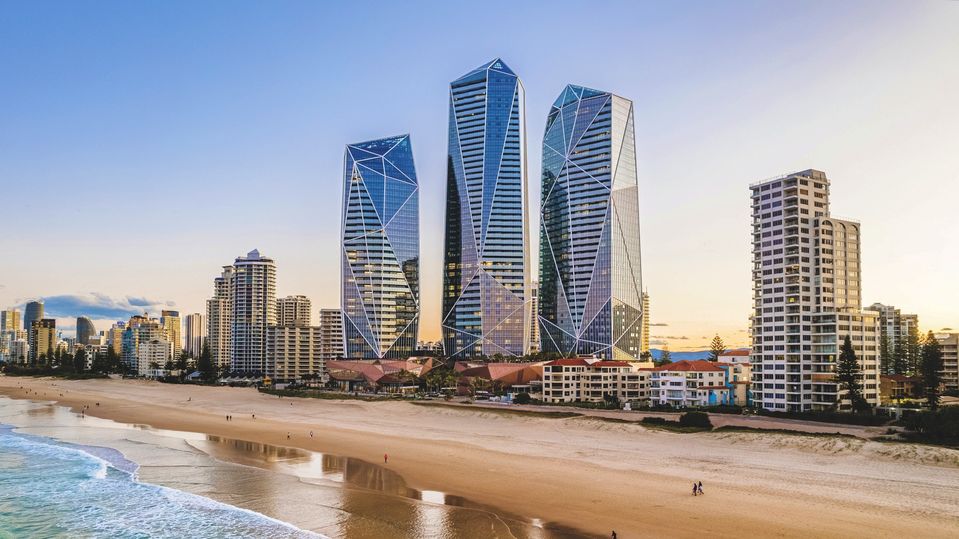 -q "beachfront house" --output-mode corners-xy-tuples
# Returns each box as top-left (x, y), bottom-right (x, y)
(649, 360), (730, 408)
